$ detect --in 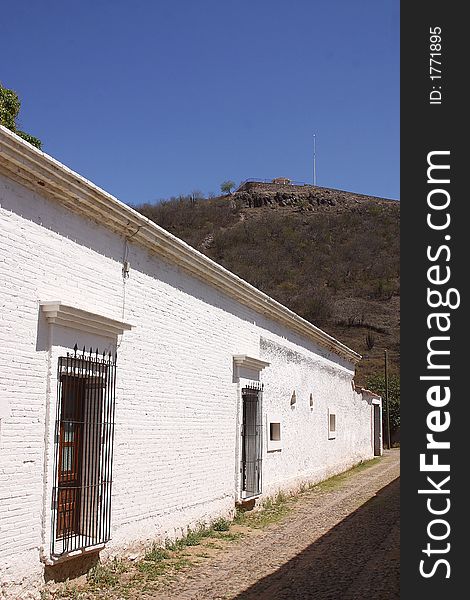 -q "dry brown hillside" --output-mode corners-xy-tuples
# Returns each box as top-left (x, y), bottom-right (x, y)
(136, 182), (400, 384)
